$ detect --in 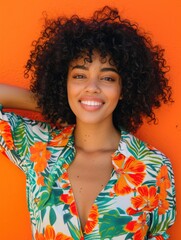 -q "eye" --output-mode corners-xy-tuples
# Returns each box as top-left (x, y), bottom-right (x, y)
(72, 74), (85, 79)
(101, 76), (115, 82)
